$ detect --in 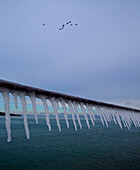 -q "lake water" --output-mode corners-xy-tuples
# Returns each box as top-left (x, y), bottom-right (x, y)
(0, 117), (139, 170)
